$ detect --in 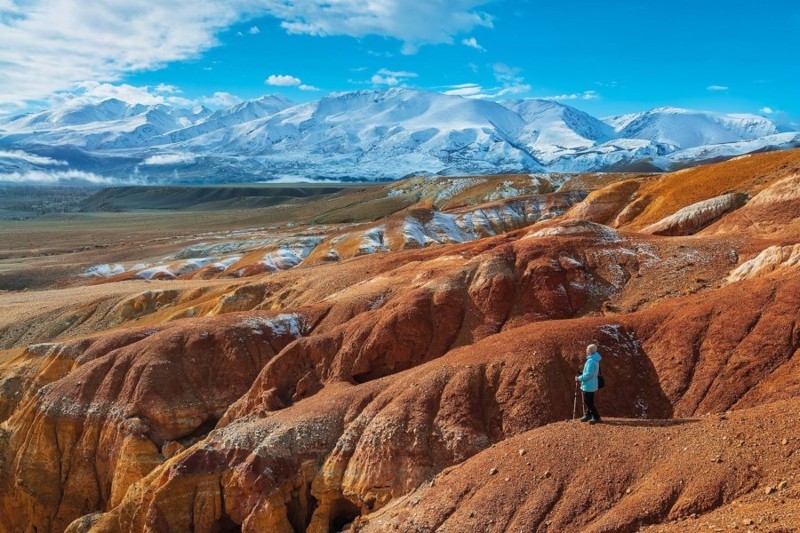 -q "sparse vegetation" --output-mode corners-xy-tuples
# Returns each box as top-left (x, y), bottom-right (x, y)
(0, 184), (100, 219)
